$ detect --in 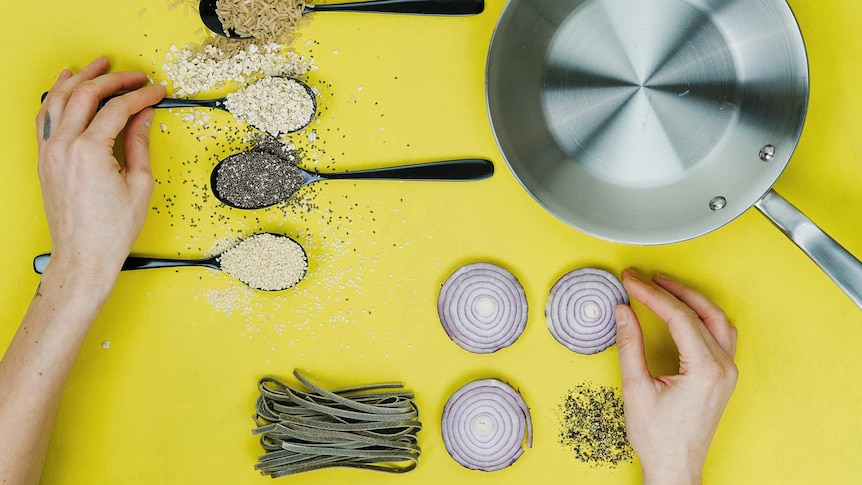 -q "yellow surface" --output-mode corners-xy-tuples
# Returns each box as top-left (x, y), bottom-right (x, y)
(2, 1), (862, 483)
